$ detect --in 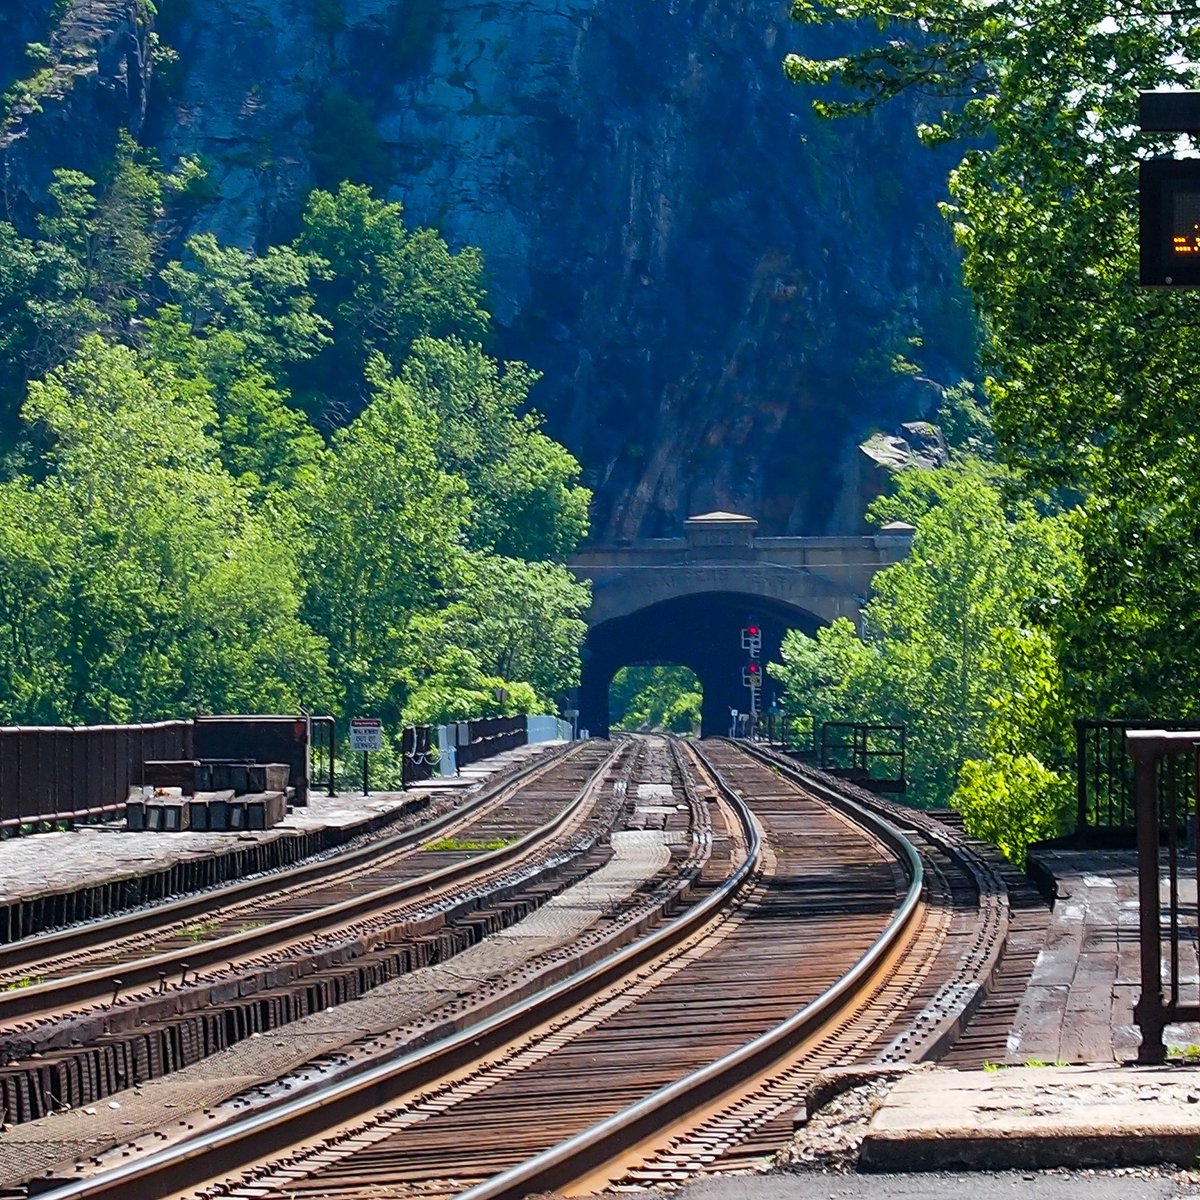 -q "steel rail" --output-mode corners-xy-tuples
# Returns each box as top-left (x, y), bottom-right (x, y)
(0, 741), (613, 1023)
(451, 736), (925, 1200)
(0, 740), (581, 978)
(27, 737), (761, 1200)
